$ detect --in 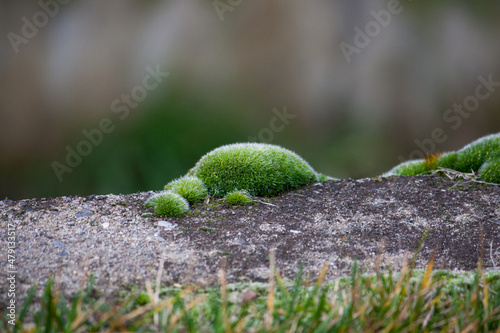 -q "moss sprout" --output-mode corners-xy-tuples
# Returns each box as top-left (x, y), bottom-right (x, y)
(145, 191), (189, 217)
(191, 143), (319, 197)
(225, 190), (252, 205)
(164, 176), (207, 203)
